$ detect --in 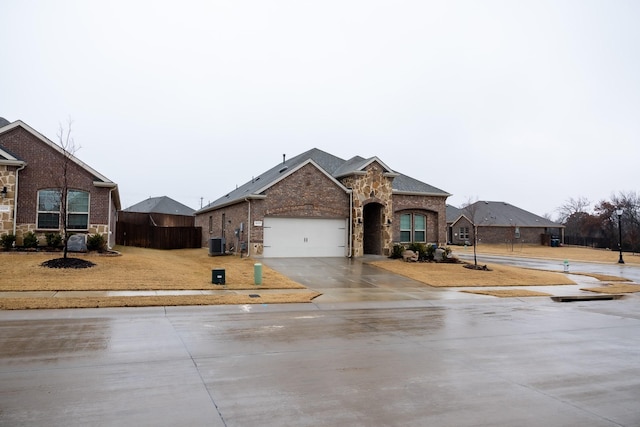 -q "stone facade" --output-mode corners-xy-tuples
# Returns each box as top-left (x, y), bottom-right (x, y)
(0, 123), (119, 247)
(340, 161), (395, 257)
(196, 154), (449, 258)
(0, 165), (17, 236)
